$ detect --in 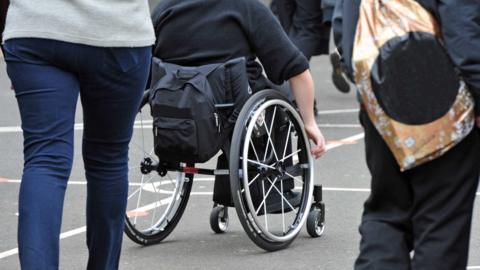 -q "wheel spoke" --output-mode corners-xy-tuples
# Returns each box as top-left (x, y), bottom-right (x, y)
(282, 121), (293, 160)
(128, 175), (154, 200)
(130, 141), (158, 163)
(266, 177), (298, 214)
(139, 111), (146, 159)
(262, 181), (269, 232)
(285, 172), (304, 185)
(262, 107), (279, 162)
(248, 173), (261, 187)
(255, 177), (278, 215)
(247, 159), (276, 169)
(134, 174), (147, 226)
(129, 197), (172, 217)
(150, 180), (160, 227)
(249, 138), (261, 162)
(167, 172), (177, 188)
(281, 179), (285, 234)
(279, 149), (301, 163)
